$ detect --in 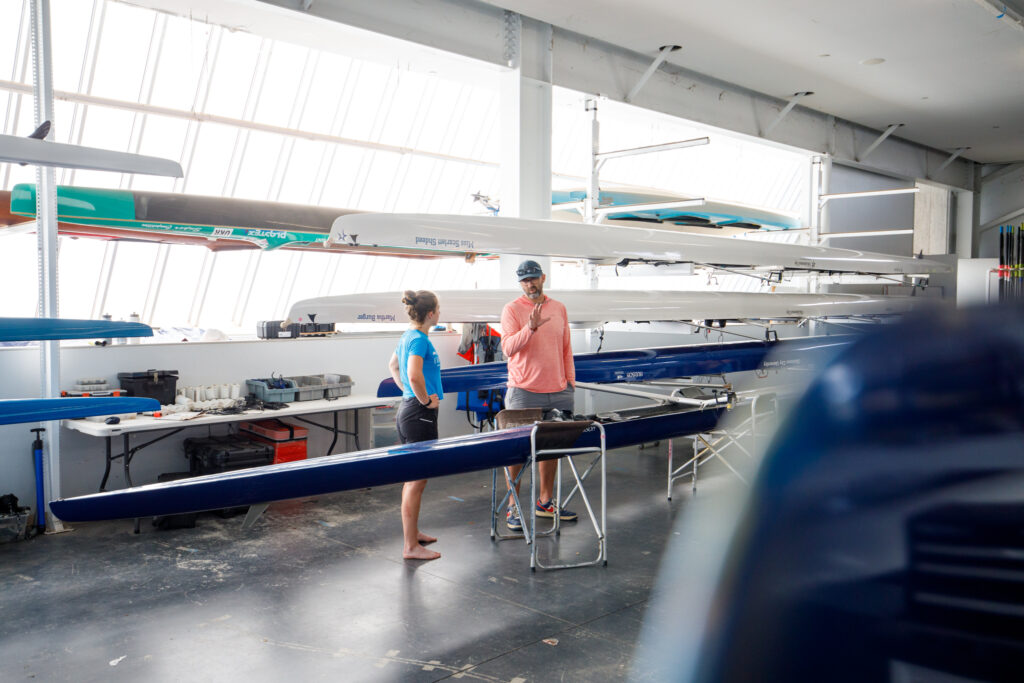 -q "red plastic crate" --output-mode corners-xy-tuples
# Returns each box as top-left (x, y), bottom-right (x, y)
(238, 419), (308, 441)
(239, 419), (308, 464)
